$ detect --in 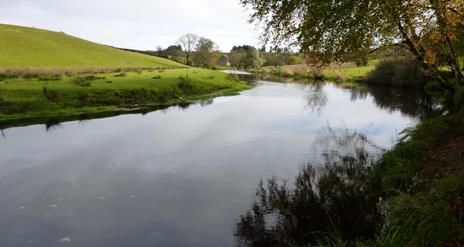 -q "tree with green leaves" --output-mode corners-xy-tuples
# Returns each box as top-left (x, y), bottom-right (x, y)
(163, 45), (184, 63)
(192, 37), (218, 68)
(240, 0), (463, 91)
(229, 45), (262, 69)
